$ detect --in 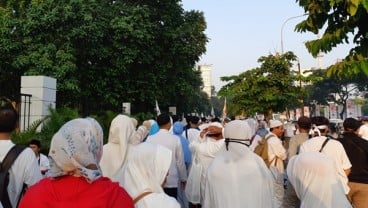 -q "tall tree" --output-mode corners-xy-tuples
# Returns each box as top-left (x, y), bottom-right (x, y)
(305, 69), (363, 119)
(295, 0), (368, 77)
(218, 52), (300, 120)
(0, 0), (208, 115)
